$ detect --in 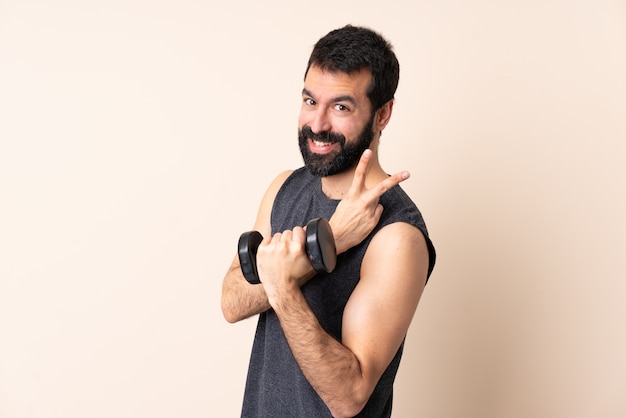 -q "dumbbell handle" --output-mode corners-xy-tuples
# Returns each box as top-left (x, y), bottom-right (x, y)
(237, 218), (337, 285)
